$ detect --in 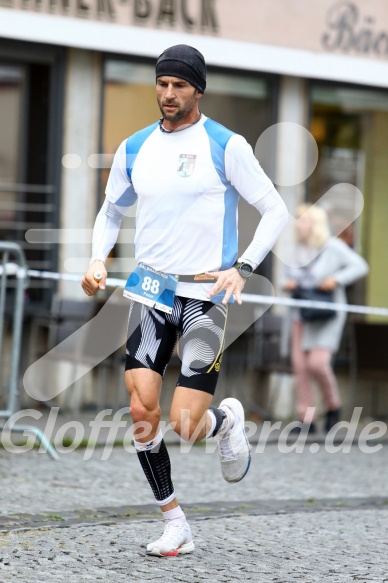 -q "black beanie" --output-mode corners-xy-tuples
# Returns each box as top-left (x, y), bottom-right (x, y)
(156, 44), (206, 94)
